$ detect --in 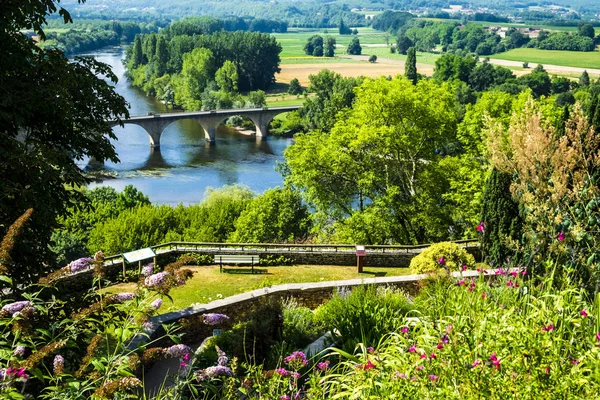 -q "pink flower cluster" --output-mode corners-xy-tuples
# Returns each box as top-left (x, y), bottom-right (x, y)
(284, 351), (308, 369)
(0, 367), (28, 382)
